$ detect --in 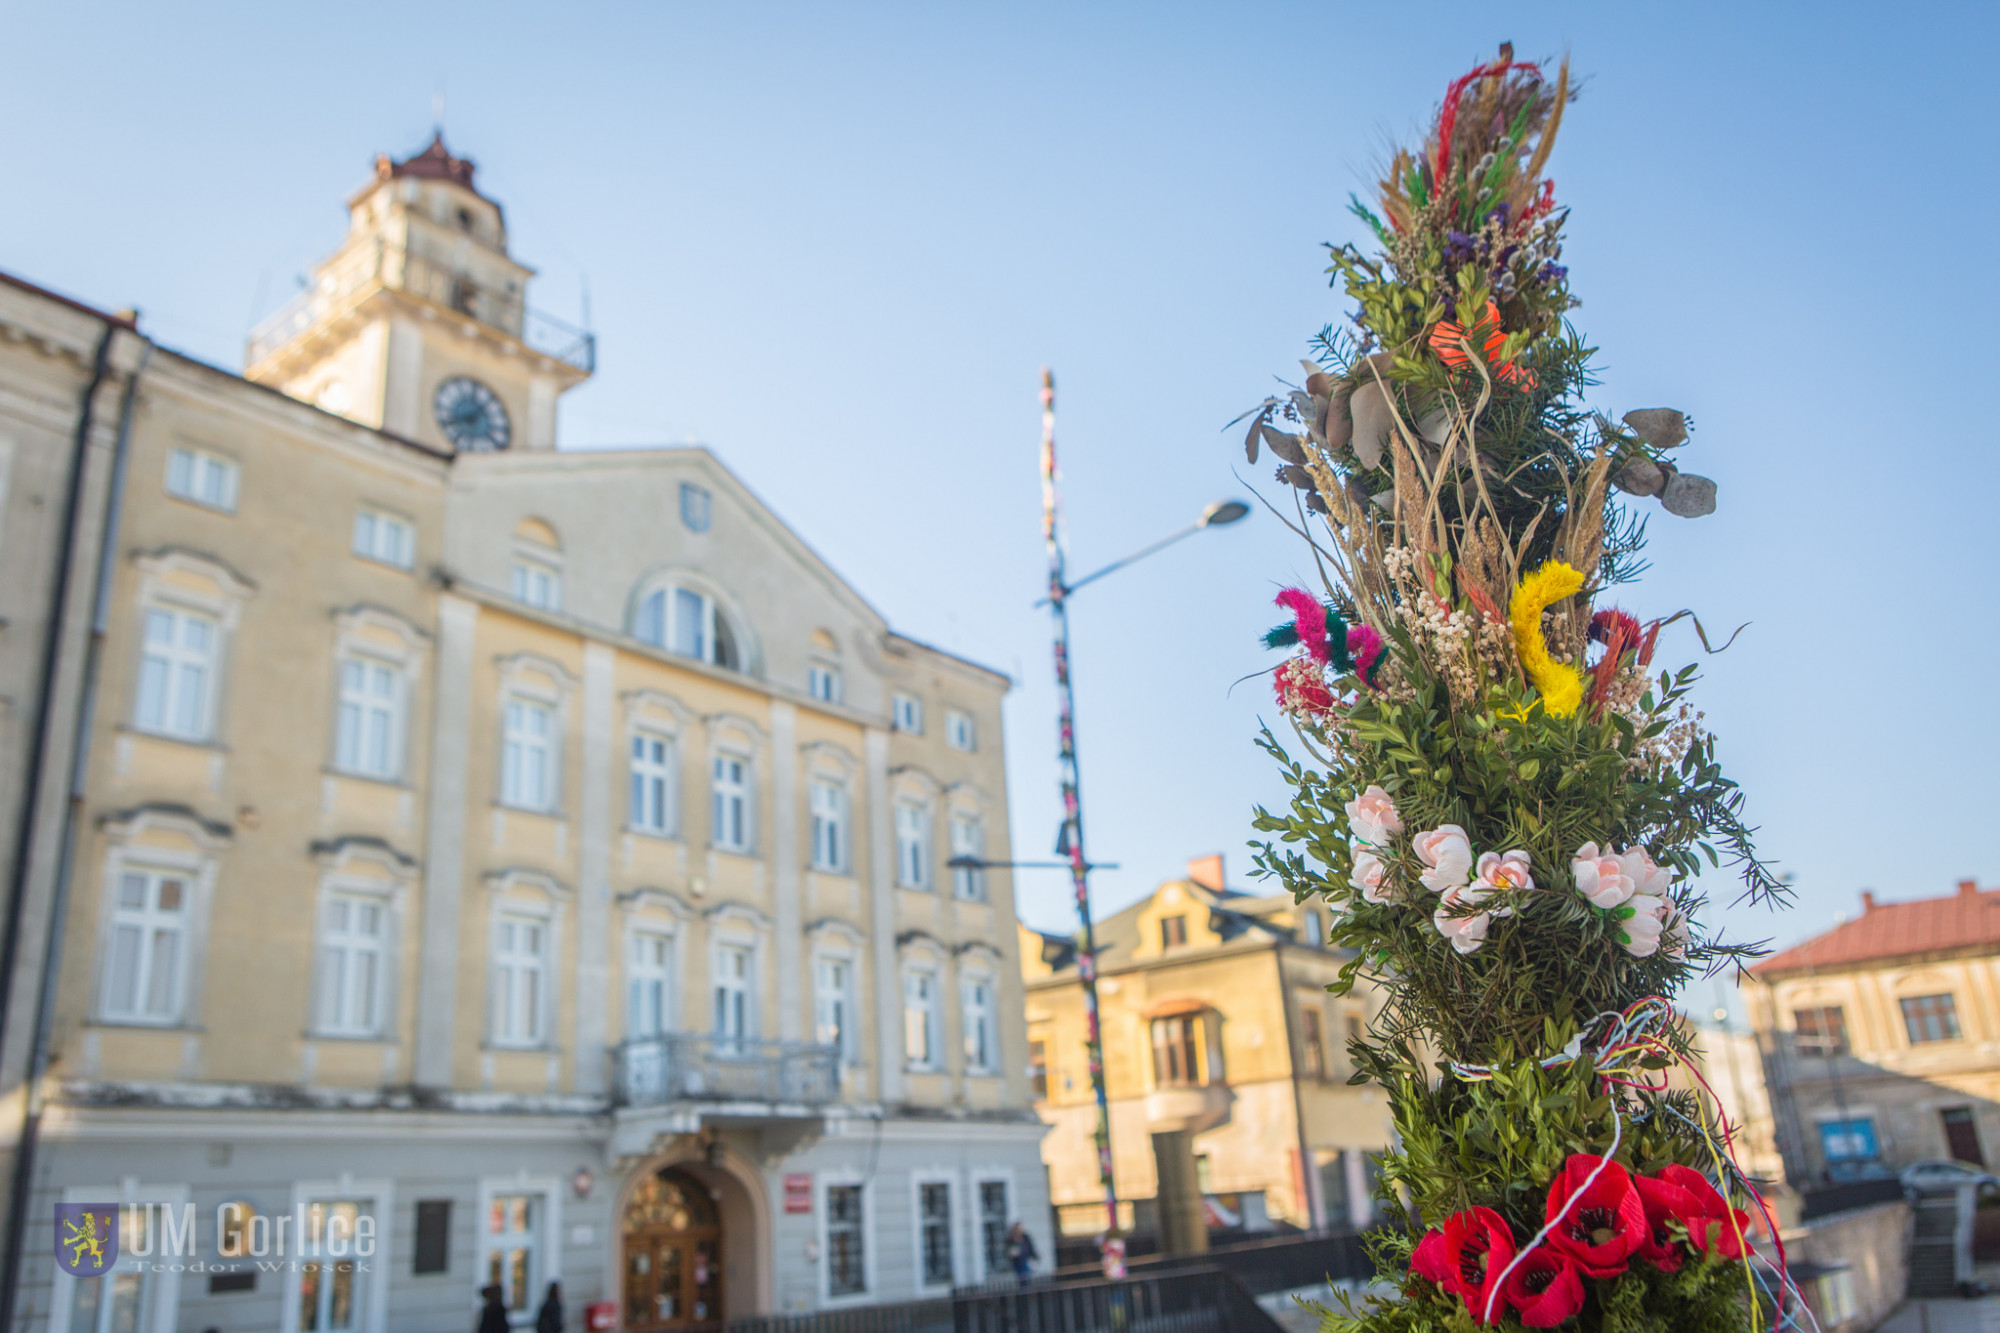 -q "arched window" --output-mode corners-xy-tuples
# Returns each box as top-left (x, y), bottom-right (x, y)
(635, 584), (740, 671)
